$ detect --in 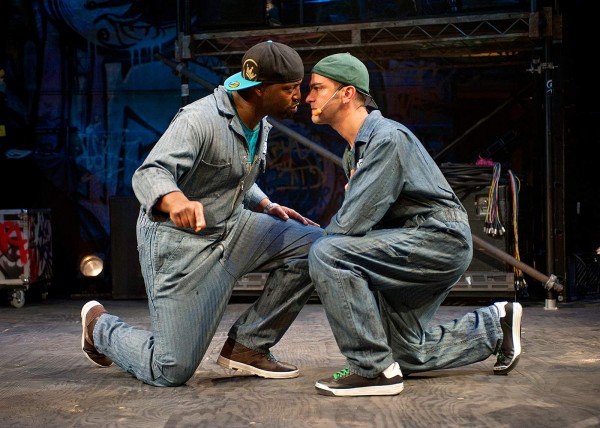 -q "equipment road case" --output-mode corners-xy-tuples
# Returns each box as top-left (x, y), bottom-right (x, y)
(0, 209), (52, 308)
